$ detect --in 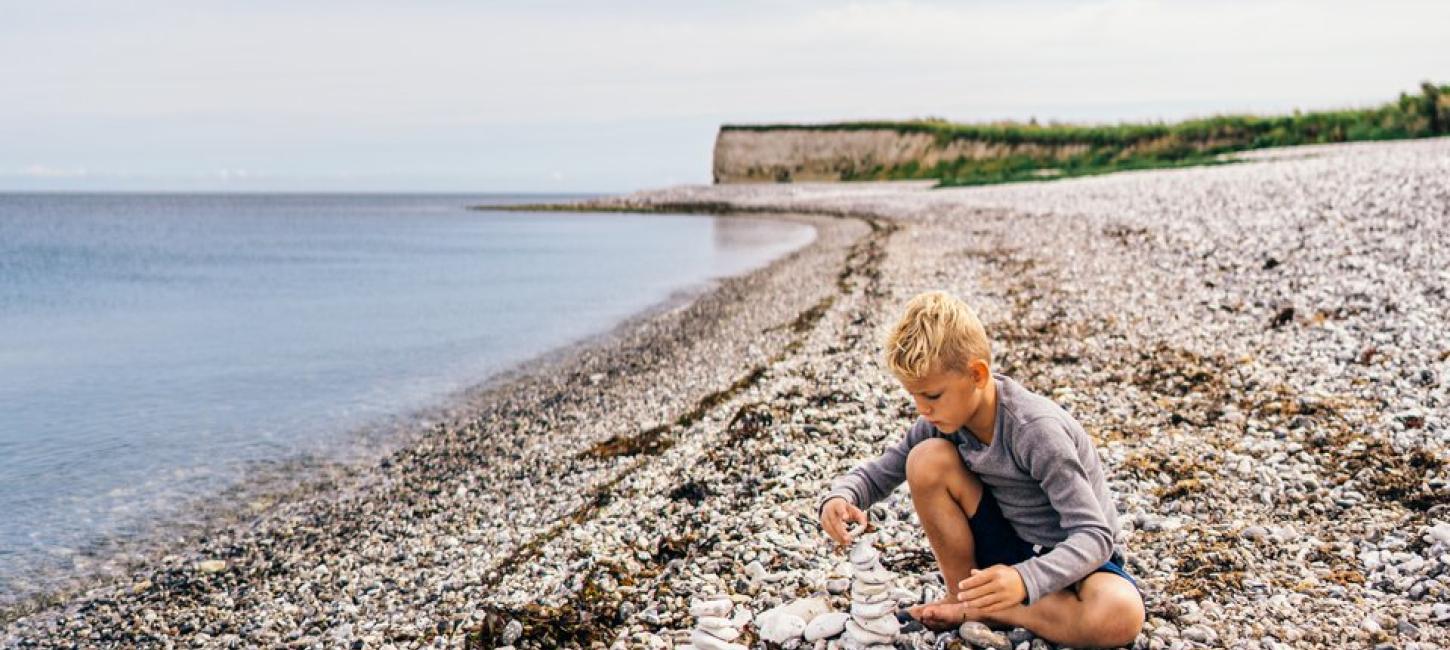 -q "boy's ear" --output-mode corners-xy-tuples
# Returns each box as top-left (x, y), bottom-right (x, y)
(968, 359), (991, 384)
